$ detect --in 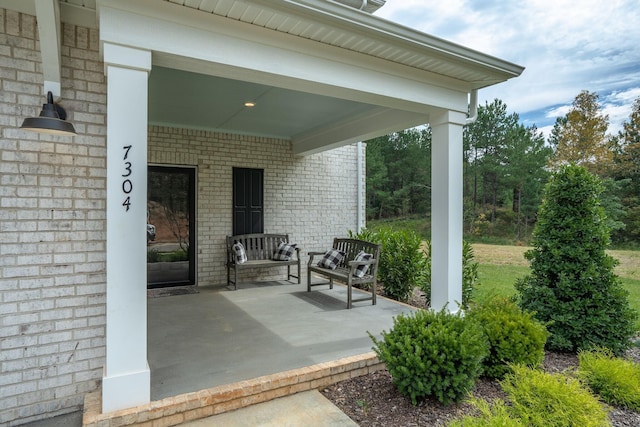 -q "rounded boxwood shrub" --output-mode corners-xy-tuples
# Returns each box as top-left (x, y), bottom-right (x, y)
(577, 347), (640, 411)
(501, 365), (610, 427)
(468, 296), (548, 379)
(370, 308), (489, 405)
